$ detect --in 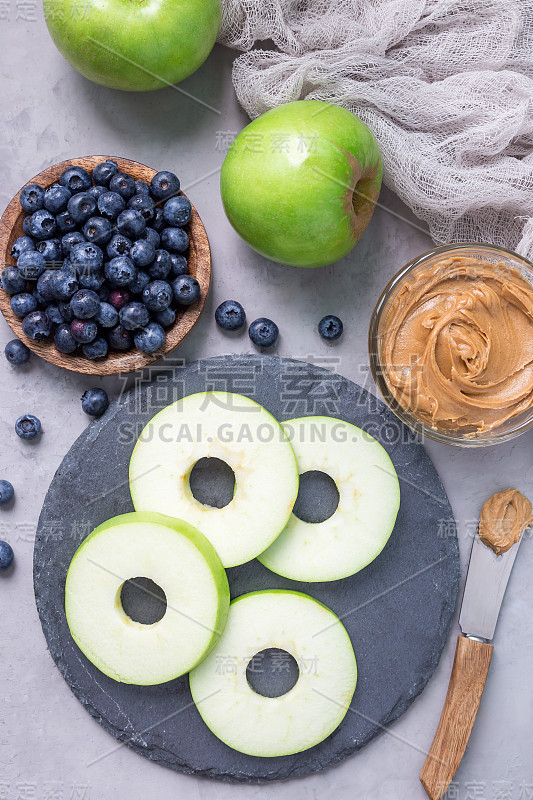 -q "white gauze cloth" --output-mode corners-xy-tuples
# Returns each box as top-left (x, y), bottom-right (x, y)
(217, 0), (533, 259)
